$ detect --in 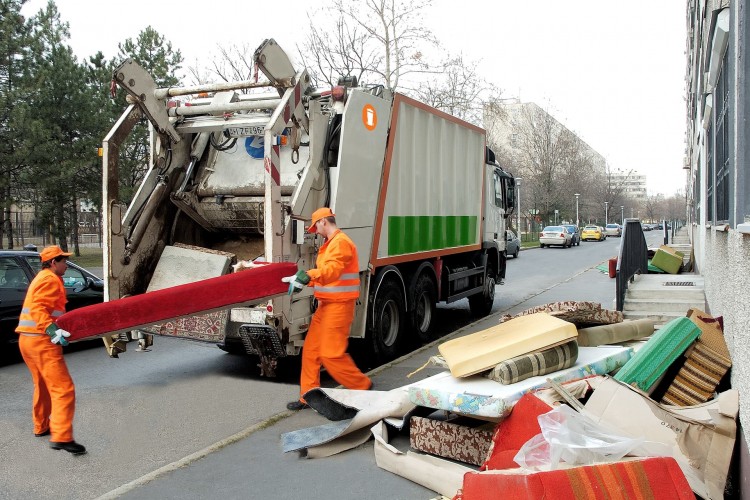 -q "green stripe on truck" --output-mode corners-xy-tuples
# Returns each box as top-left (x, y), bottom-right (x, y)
(387, 216), (478, 255)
